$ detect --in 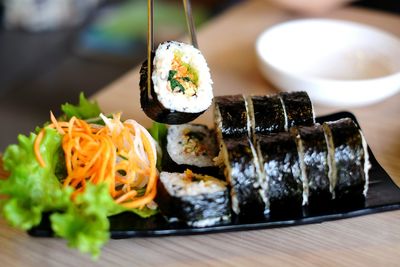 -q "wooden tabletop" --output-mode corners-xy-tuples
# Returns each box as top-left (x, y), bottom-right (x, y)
(2, 0), (400, 265)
